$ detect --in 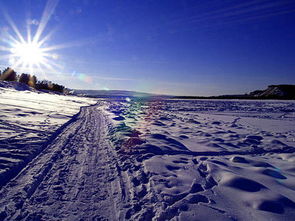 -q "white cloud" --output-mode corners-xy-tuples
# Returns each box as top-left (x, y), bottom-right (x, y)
(27, 19), (39, 26)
